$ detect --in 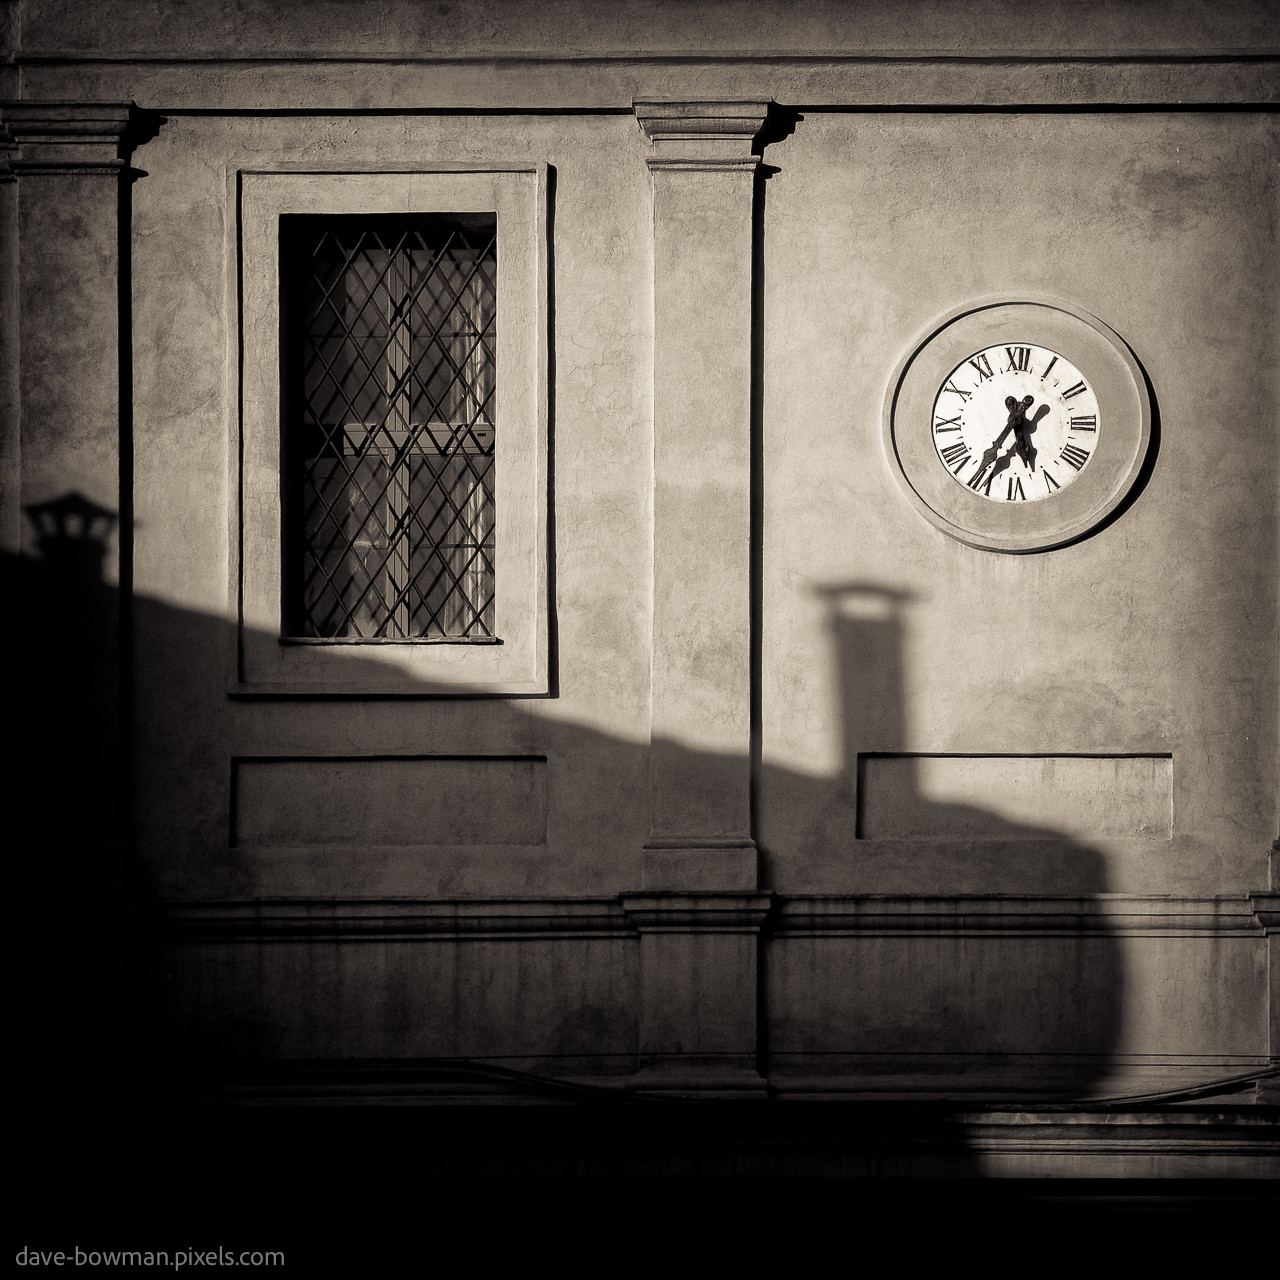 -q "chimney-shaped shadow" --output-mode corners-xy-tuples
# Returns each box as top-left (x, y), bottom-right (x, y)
(814, 581), (915, 796)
